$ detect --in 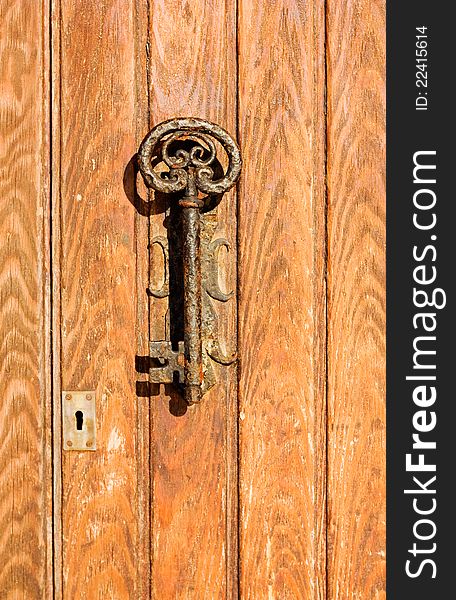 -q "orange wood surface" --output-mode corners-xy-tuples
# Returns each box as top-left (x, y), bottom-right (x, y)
(326, 0), (386, 597)
(57, 0), (150, 596)
(0, 0), (53, 597)
(237, 1), (327, 597)
(147, 1), (239, 597)
(0, 0), (387, 597)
